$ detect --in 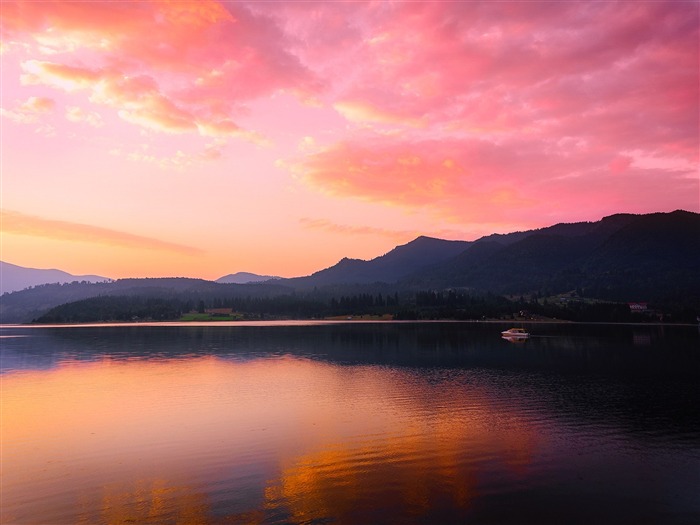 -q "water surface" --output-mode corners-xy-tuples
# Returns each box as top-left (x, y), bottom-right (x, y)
(2, 322), (699, 524)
